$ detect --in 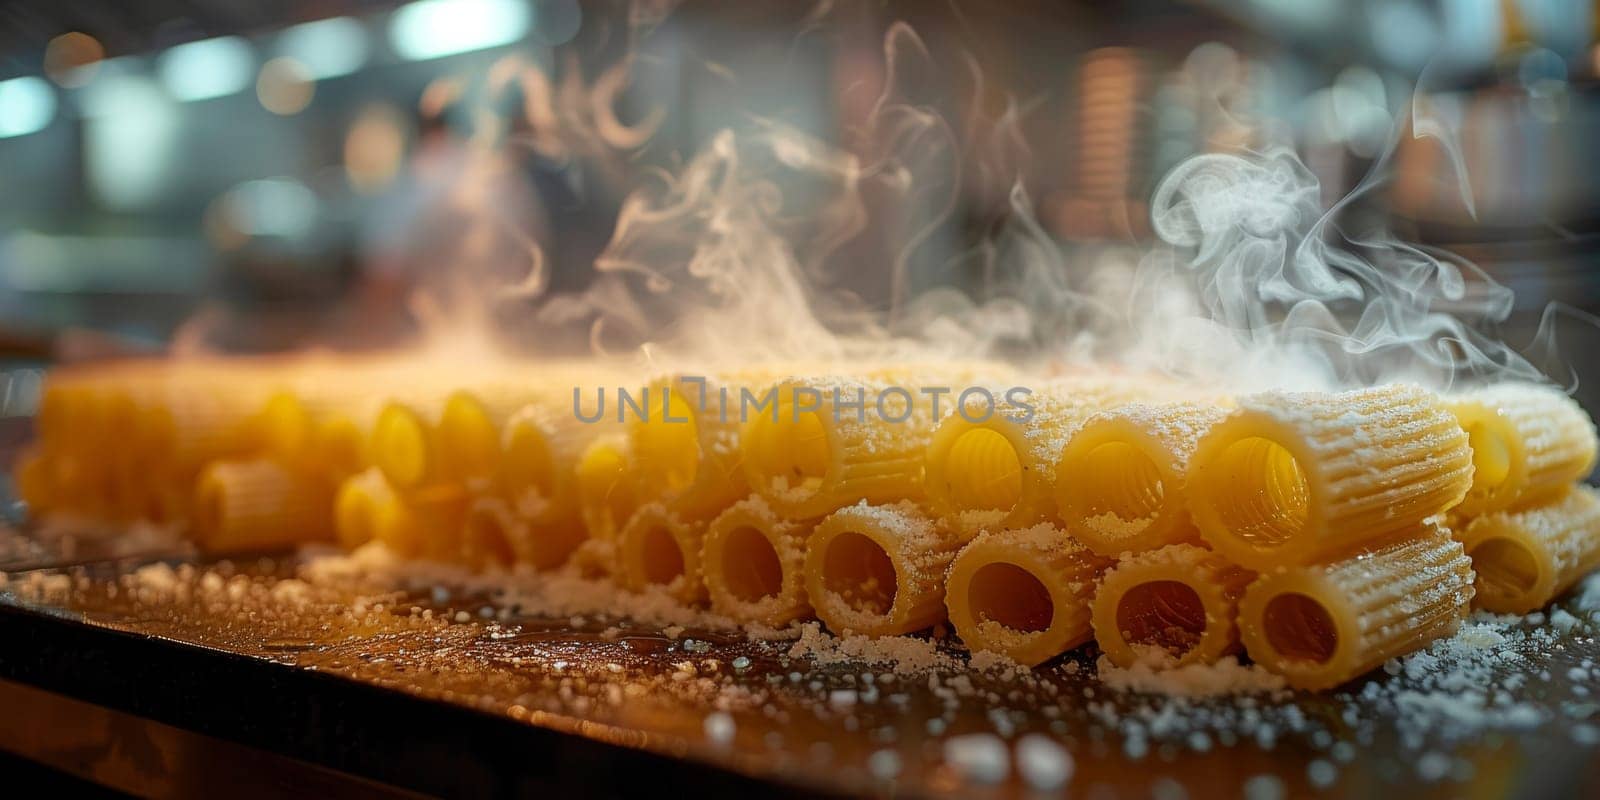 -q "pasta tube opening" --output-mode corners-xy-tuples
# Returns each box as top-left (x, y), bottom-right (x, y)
(925, 426), (1023, 525)
(1261, 593), (1339, 665)
(617, 504), (706, 604)
(1467, 538), (1541, 601)
(335, 472), (383, 550)
(261, 391), (312, 460)
(1091, 544), (1252, 668)
(703, 497), (814, 625)
(501, 420), (556, 511)
(805, 503), (960, 636)
(720, 526), (785, 602)
(1205, 436), (1309, 548)
(1448, 384), (1597, 513)
(945, 524), (1110, 667)
(965, 563), (1052, 633)
(820, 532), (898, 616)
